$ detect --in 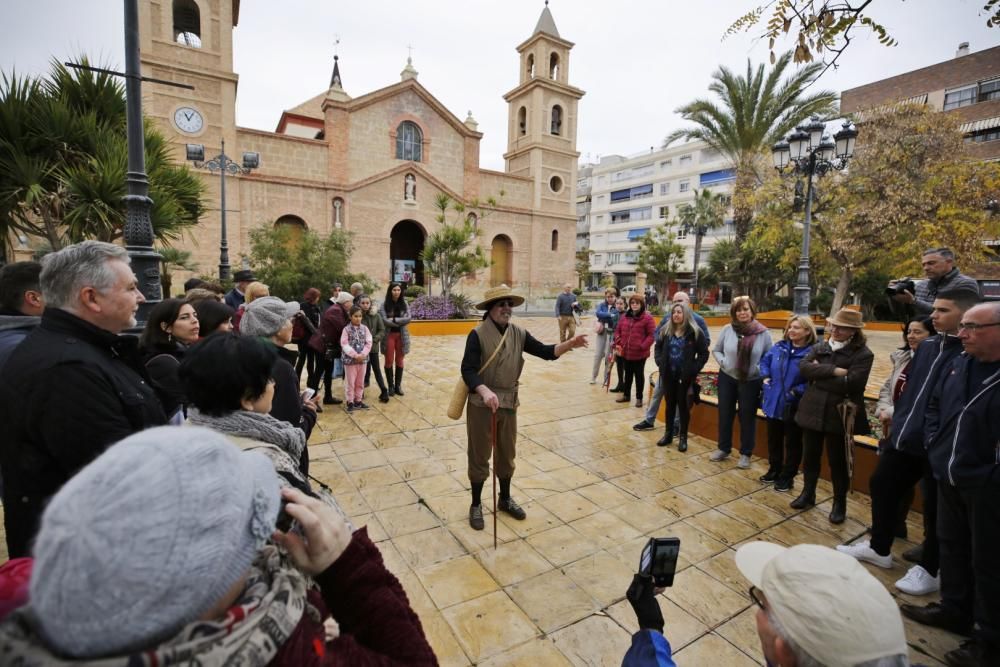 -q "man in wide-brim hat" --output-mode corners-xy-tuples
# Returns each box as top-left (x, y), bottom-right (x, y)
(224, 269), (257, 310)
(460, 285), (588, 531)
